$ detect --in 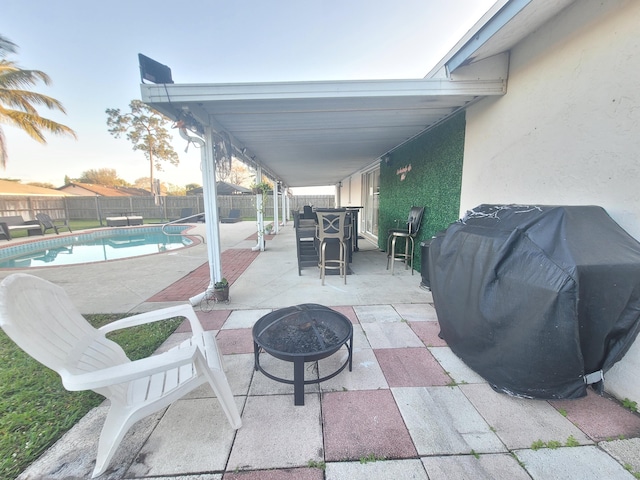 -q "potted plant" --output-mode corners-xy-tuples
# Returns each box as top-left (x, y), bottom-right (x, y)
(250, 181), (272, 195)
(212, 277), (229, 302)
